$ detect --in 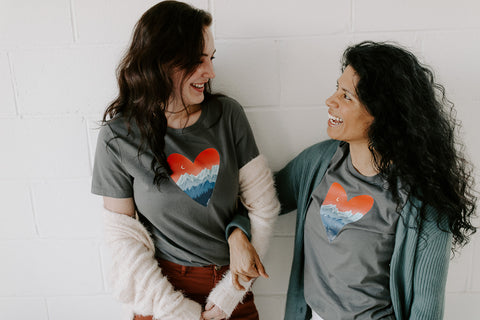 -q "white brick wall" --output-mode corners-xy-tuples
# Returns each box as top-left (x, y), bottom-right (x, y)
(0, 181), (36, 238)
(1, 0), (478, 319)
(0, 298), (49, 320)
(214, 0), (350, 38)
(354, 0), (480, 31)
(12, 46), (121, 115)
(0, 0), (73, 45)
(0, 52), (16, 116)
(213, 39), (280, 106)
